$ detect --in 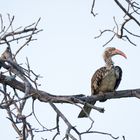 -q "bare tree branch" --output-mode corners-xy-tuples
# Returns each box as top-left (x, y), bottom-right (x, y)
(92, 0), (140, 46)
(114, 0), (140, 26)
(0, 72), (139, 106)
(0, 4), (139, 138)
(91, 0), (98, 16)
(80, 130), (119, 139)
